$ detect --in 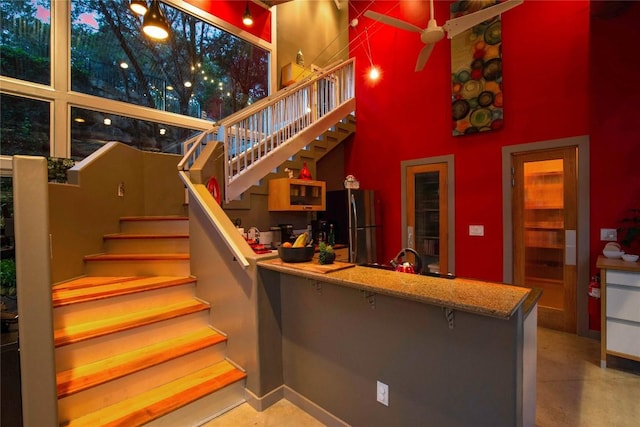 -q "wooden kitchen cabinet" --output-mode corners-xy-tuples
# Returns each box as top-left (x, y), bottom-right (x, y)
(268, 178), (325, 211)
(597, 256), (640, 368)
